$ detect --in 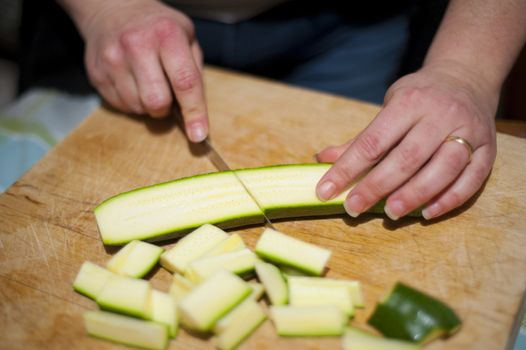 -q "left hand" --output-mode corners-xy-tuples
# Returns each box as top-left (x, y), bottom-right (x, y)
(315, 61), (499, 220)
